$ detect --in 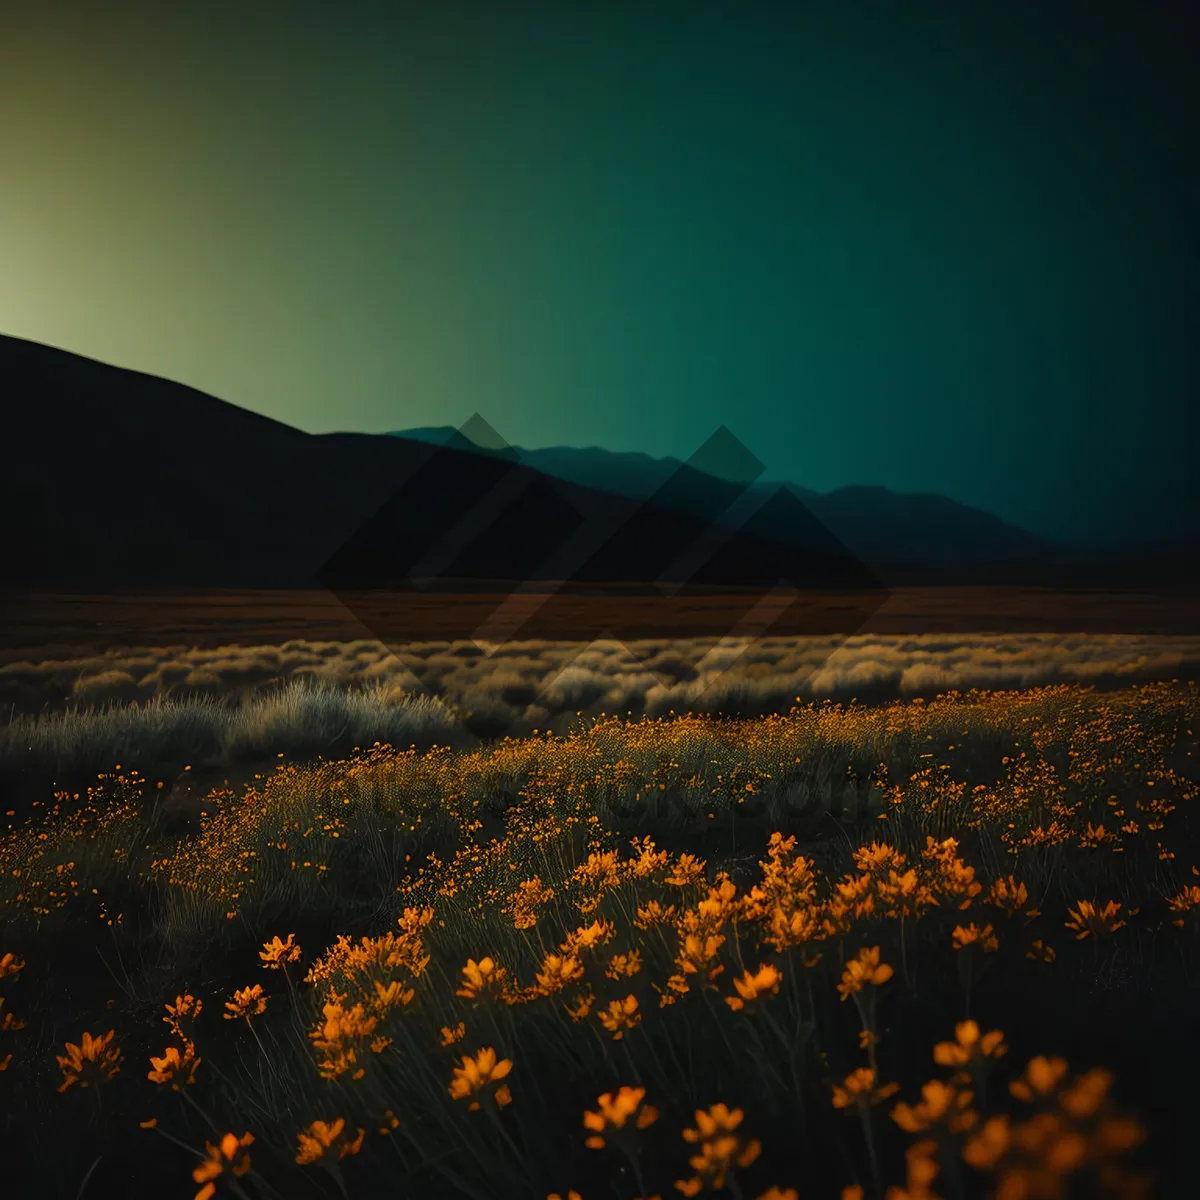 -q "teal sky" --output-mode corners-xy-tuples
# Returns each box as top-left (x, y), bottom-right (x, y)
(3, 0), (1197, 544)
